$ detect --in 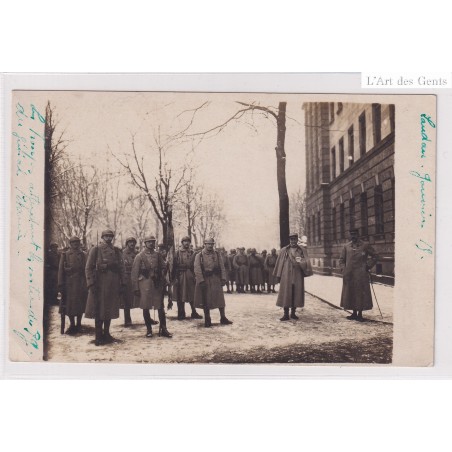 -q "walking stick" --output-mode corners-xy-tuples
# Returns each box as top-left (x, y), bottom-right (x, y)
(368, 272), (383, 319)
